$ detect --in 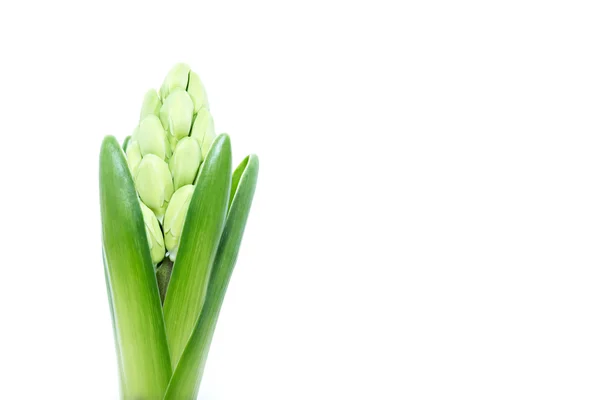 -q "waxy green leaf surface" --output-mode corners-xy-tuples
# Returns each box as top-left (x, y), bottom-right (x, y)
(165, 155), (259, 399)
(100, 136), (172, 399)
(163, 134), (232, 369)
